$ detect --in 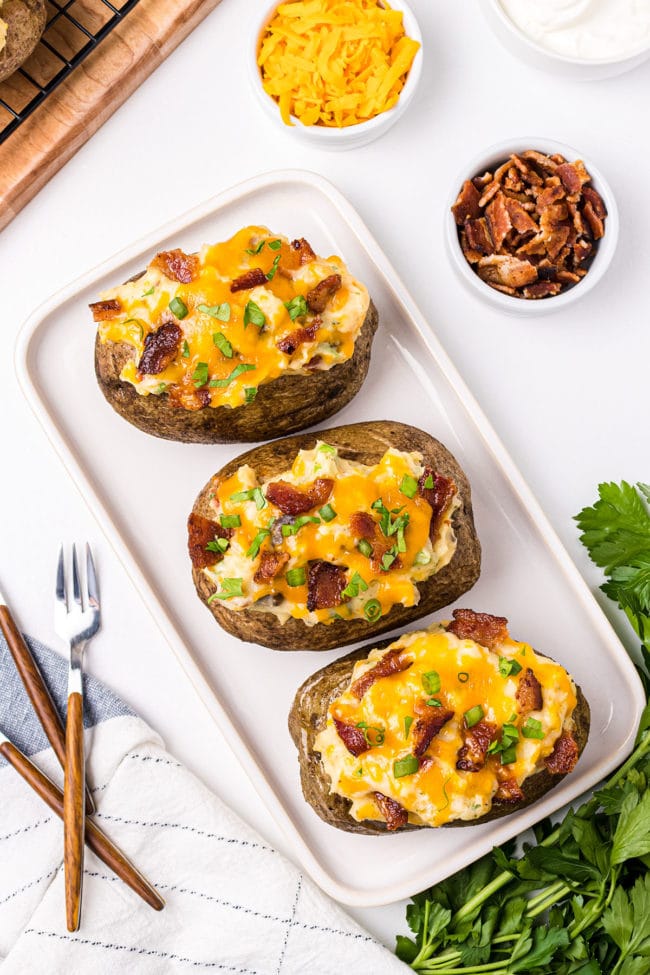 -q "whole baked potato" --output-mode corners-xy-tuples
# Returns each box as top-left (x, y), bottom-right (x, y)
(92, 227), (378, 443)
(0, 0), (46, 83)
(188, 420), (481, 651)
(289, 609), (590, 833)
